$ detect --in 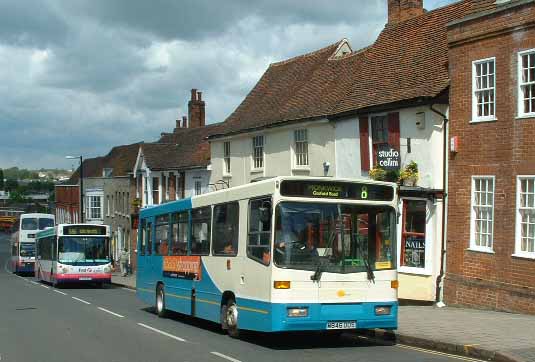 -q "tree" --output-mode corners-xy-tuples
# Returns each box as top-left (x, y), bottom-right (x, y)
(0, 168), (4, 189)
(5, 179), (18, 191)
